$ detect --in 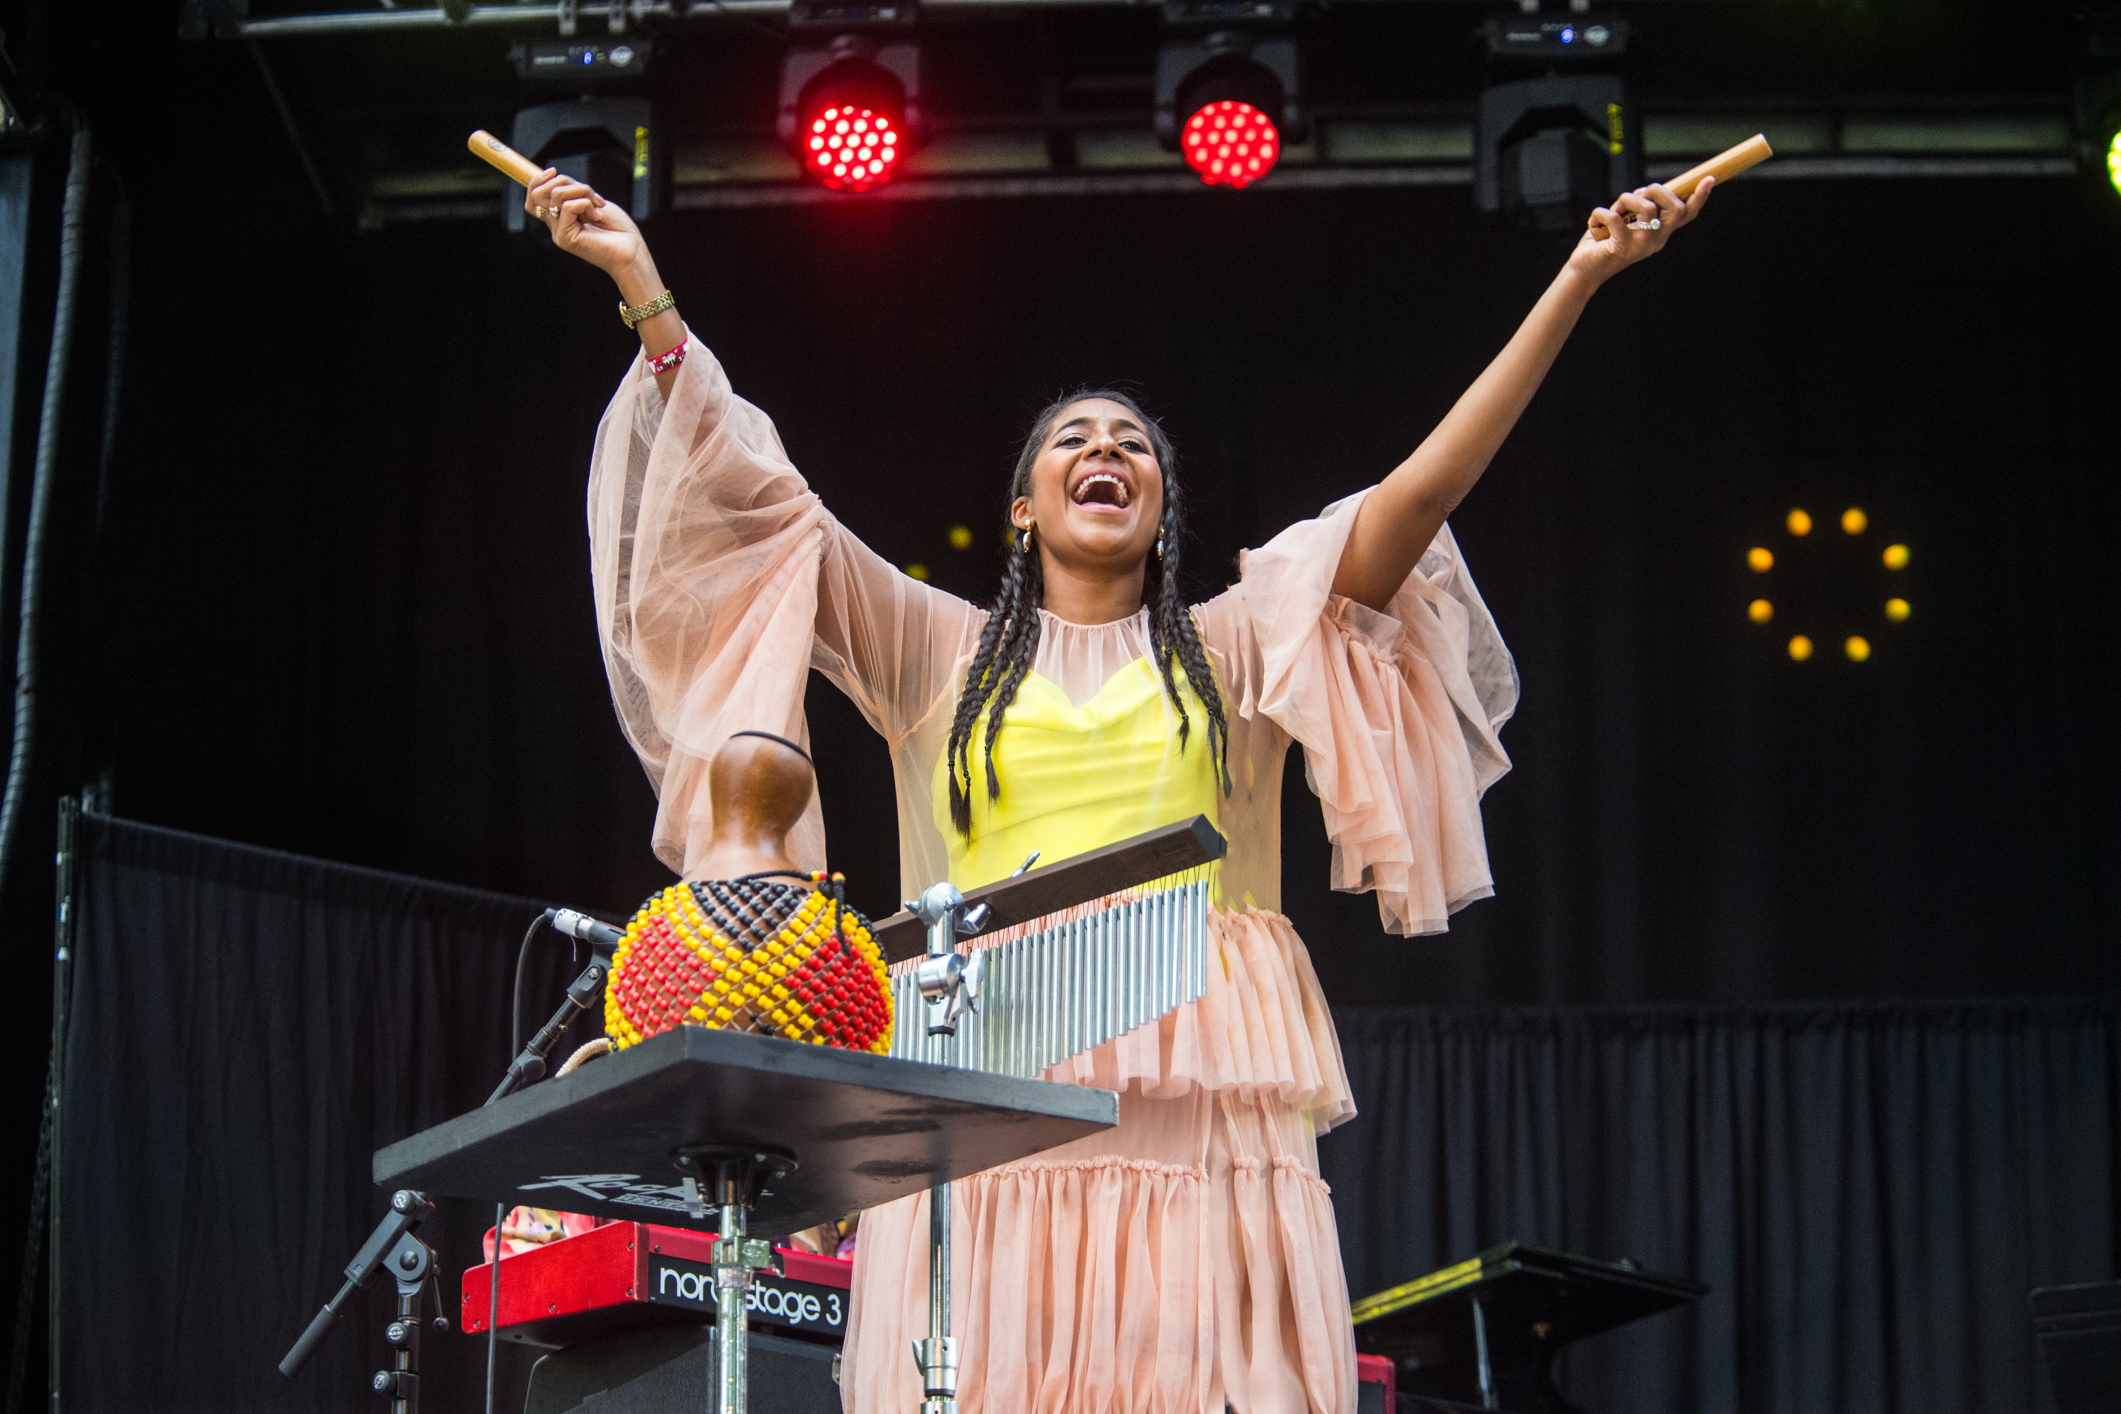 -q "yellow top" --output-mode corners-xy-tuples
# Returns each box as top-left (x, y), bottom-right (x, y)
(931, 657), (1223, 893)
